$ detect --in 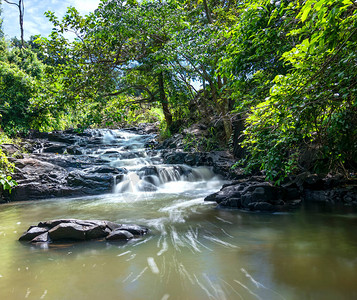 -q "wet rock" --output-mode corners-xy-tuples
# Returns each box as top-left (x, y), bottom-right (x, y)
(85, 225), (110, 240)
(118, 224), (148, 235)
(65, 145), (83, 155)
(42, 142), (68, 154)
(19, 219), (149, 245)
(48, 223), (87, 241)
(248, 202), (274, 211)
(161, 150), (241, 179)
(31, 232), (50, 243)
(205, 177), (301, 212)
(66, 170), (114, 194)
(106, 229), (134, 241)
(137, 181), (158, 192)
(19, 226), (48, 241)
(138, 166), (159, 177)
